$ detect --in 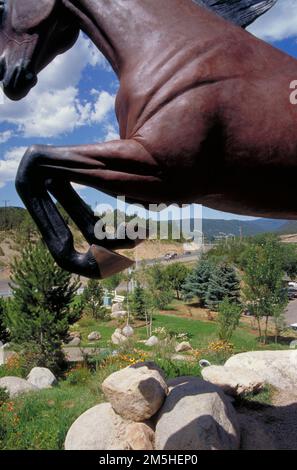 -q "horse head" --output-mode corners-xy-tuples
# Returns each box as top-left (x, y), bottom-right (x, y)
(0, 0), (79, 100)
